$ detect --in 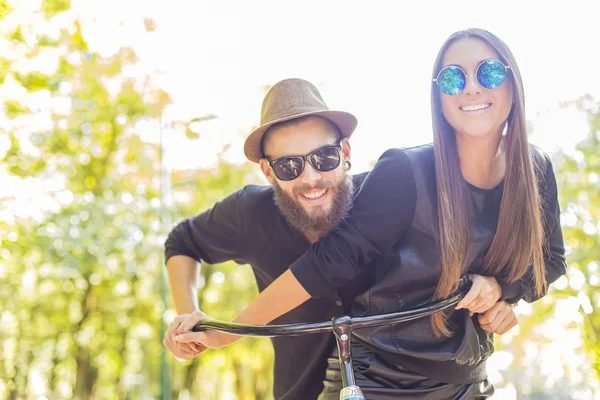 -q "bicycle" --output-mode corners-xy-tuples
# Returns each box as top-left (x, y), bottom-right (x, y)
(192, 277), (471, 400)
